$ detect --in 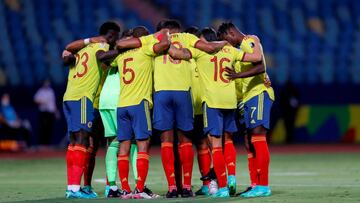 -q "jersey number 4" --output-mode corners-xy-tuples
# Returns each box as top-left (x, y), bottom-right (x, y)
(122, 58), (135, 84)
(74, 52), (89, 78)
(210, 56), (230, 83)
